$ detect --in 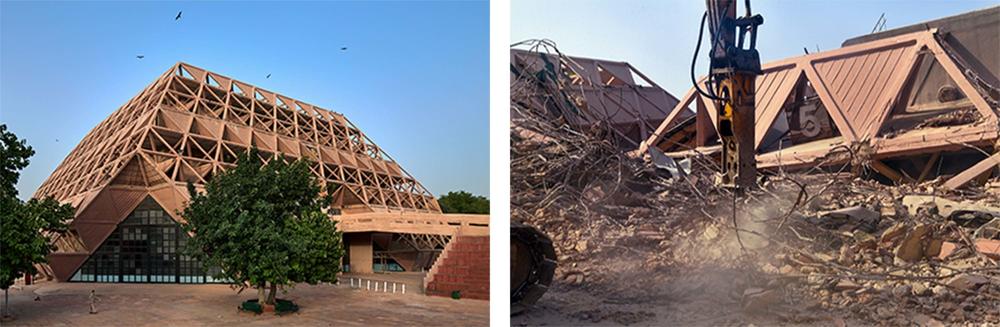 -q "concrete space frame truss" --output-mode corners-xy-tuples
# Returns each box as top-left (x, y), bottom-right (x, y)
(35, 62), (440, 214)
(400, 233), (451, 250)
